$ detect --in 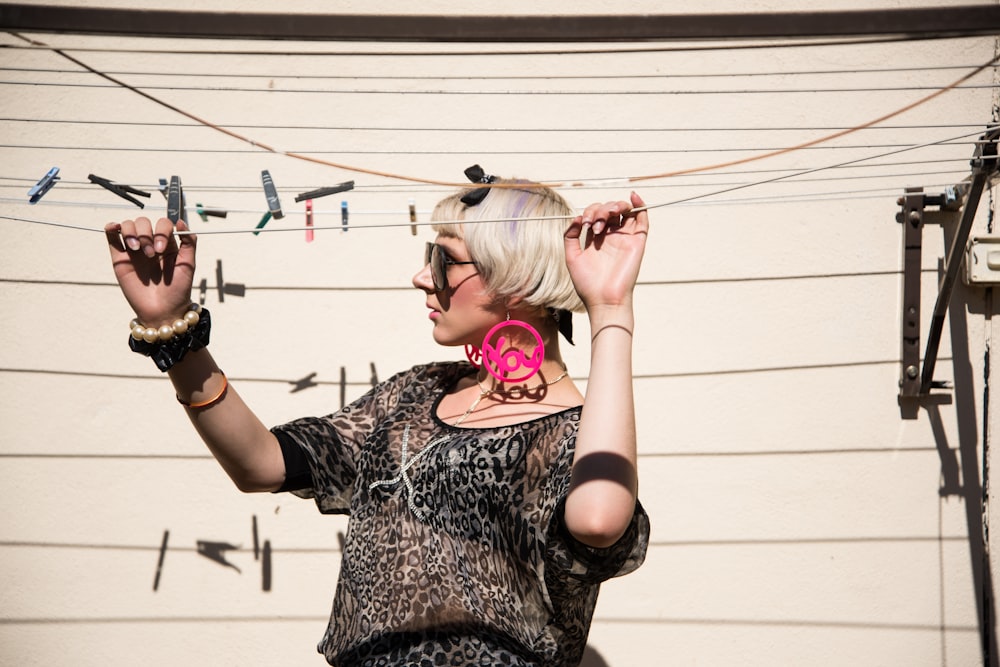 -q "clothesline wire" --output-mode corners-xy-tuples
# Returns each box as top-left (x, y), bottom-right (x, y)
(0, 32), (976, 57)
(4, 80), (995, 95)
(0, 63), (985, 80)
(0, 117), (988, 133)
(13, 31), (997, 189)
(0, 140), (980, 156)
